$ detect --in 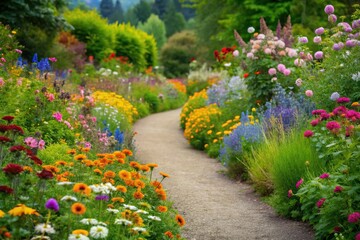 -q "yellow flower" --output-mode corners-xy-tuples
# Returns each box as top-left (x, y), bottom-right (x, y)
(72, 229), (89, 236)
(213, 139), (218, 143)
(0, 209), (5, 217)
(204, 144), (209, 148)
(8, 204), (40, 216)
(207, 130), (212, 135)
(11, 30), (16, 34)
(252, 108), (256, 112)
